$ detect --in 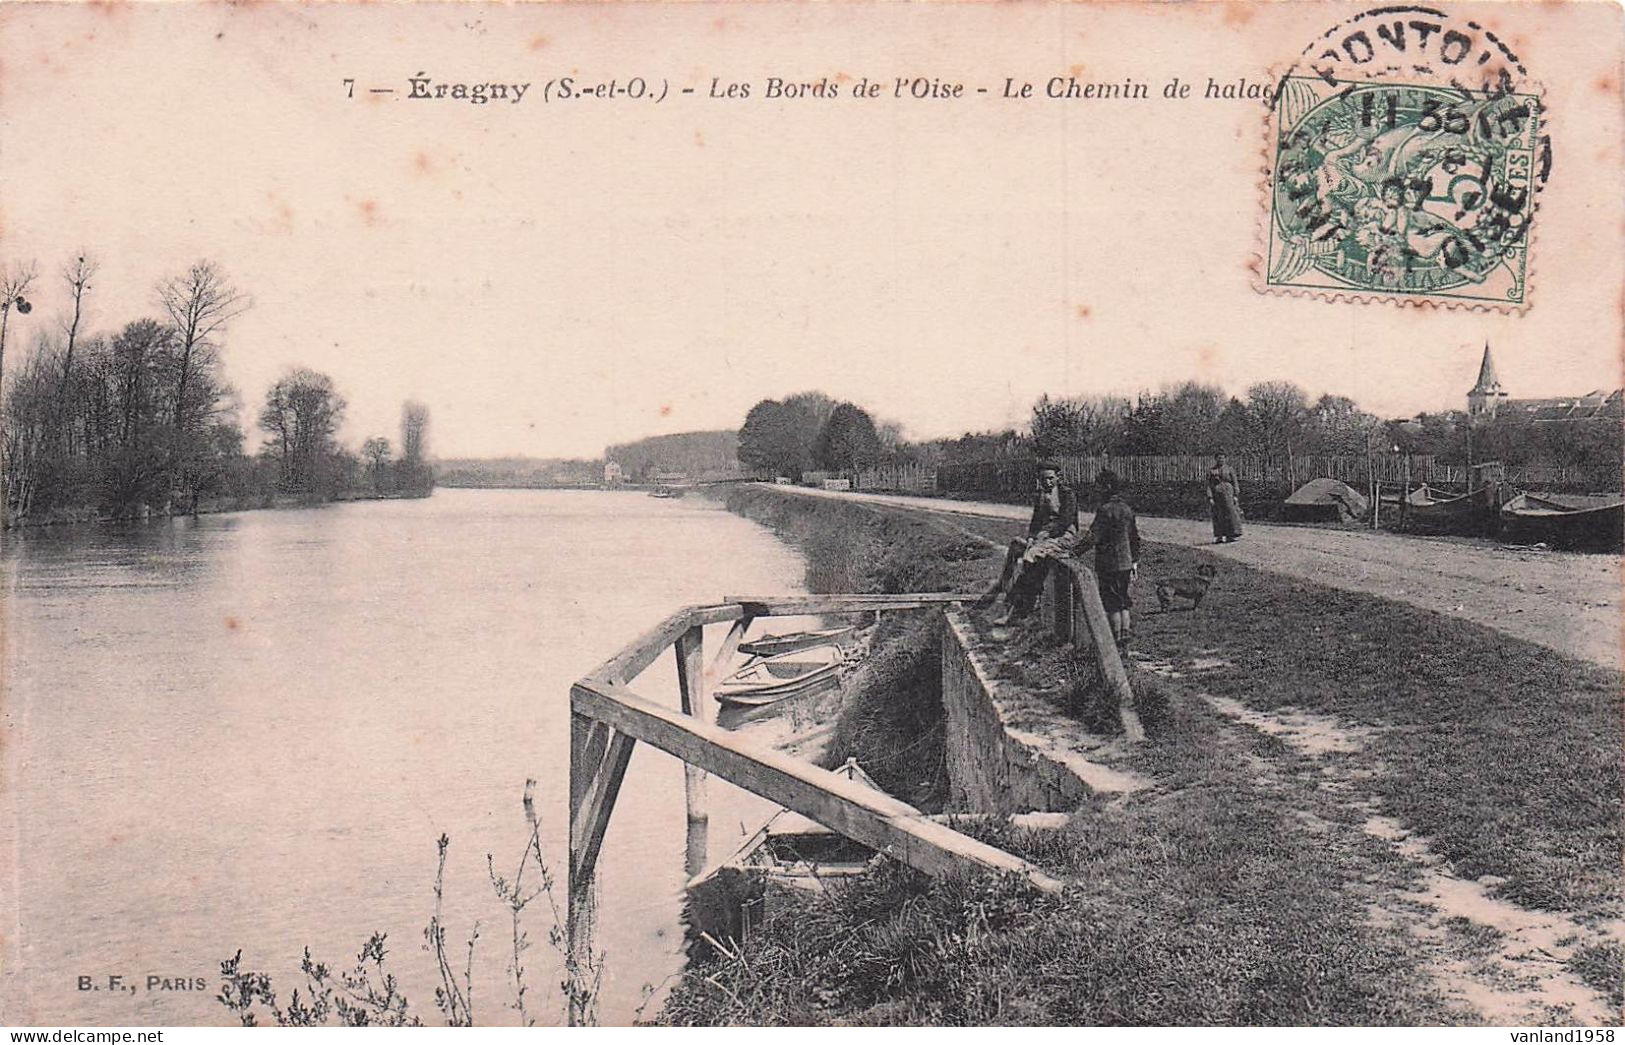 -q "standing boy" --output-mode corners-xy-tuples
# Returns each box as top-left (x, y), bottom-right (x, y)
(1072, 468), (1141, 647)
